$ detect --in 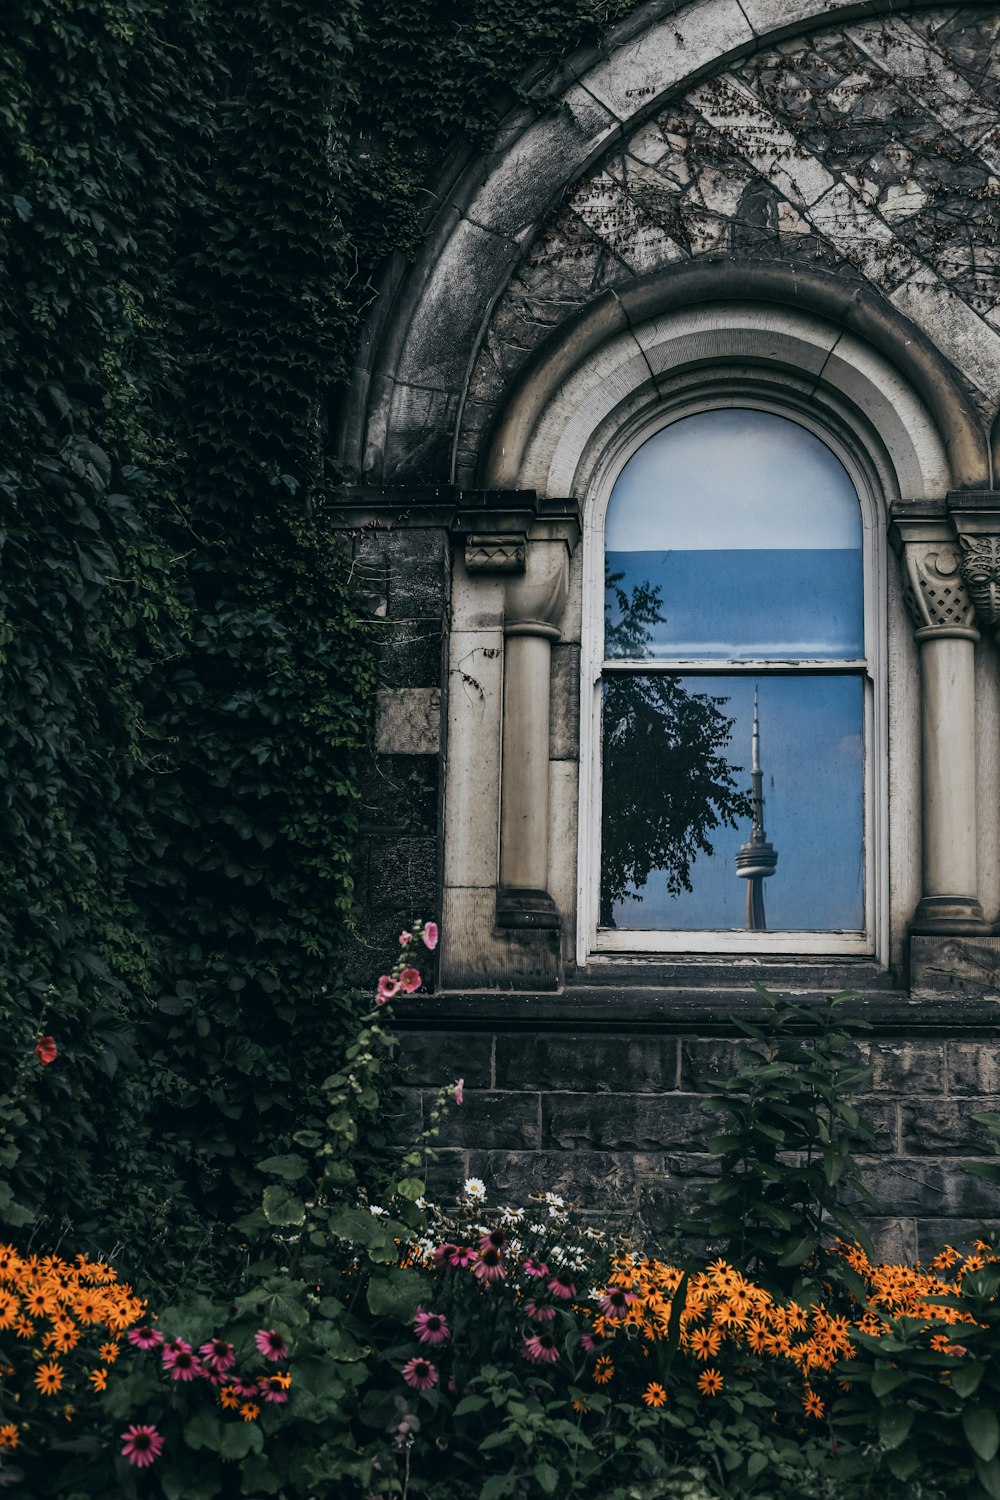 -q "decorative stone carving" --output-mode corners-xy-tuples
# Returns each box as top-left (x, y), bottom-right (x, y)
(899, 542), (977, 636)
(465, 534), (526, 573)
(958, 534), (1000, 632)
